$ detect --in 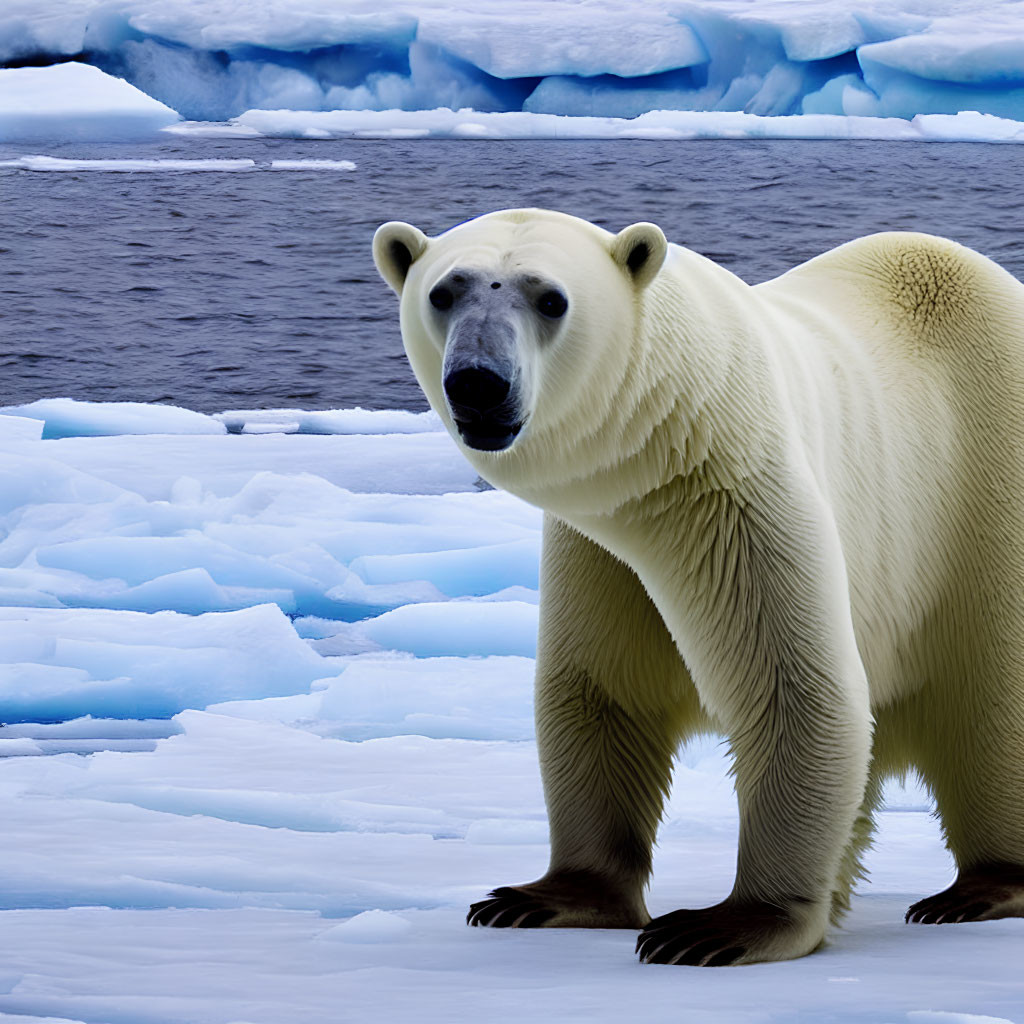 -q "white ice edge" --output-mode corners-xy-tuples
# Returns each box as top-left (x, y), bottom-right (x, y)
(172, 106), (1024, 144)
(0, 156), (357, 172)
